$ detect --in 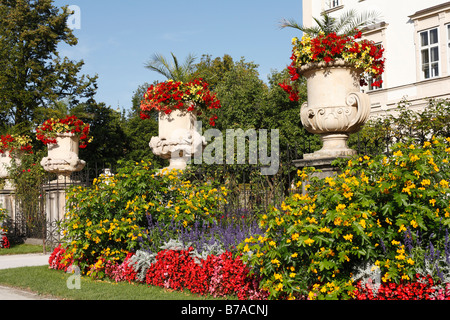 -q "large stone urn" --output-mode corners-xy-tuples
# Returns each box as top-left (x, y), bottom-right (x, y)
(150, 105), (206, 171)
(300, 59), (371, 160)
(40, 133), (86, 181)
